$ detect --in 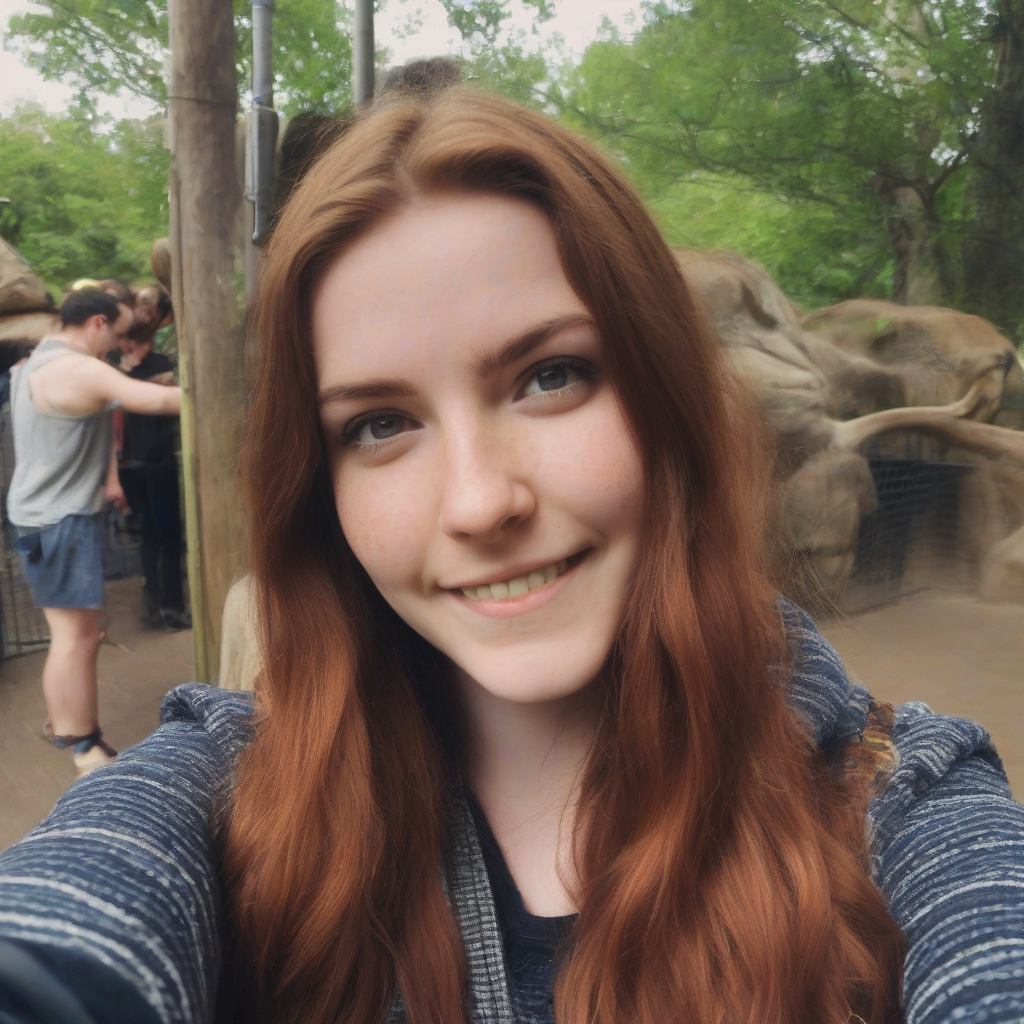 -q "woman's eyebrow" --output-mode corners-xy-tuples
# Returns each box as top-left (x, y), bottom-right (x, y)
(317, 378), (416, 405)
(474, 313), (596, 377)
(316, 313), (596, 405)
